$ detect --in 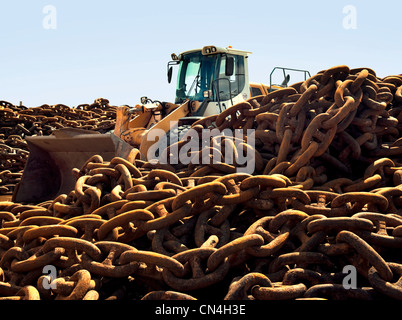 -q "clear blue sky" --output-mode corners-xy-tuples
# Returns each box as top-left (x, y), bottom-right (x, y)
(0, 0), (400, 107)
